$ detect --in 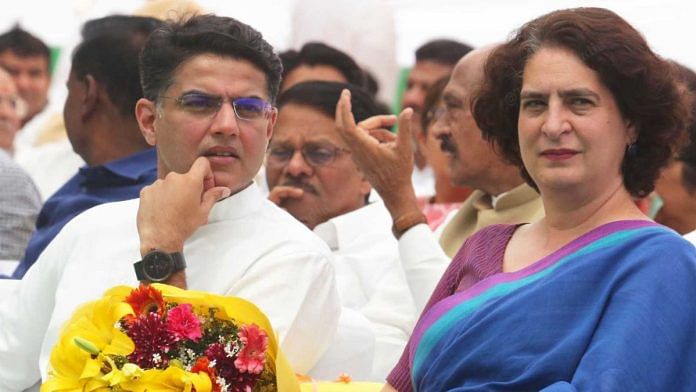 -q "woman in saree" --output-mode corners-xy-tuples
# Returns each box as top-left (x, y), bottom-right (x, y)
(367, 7), (696, 391)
